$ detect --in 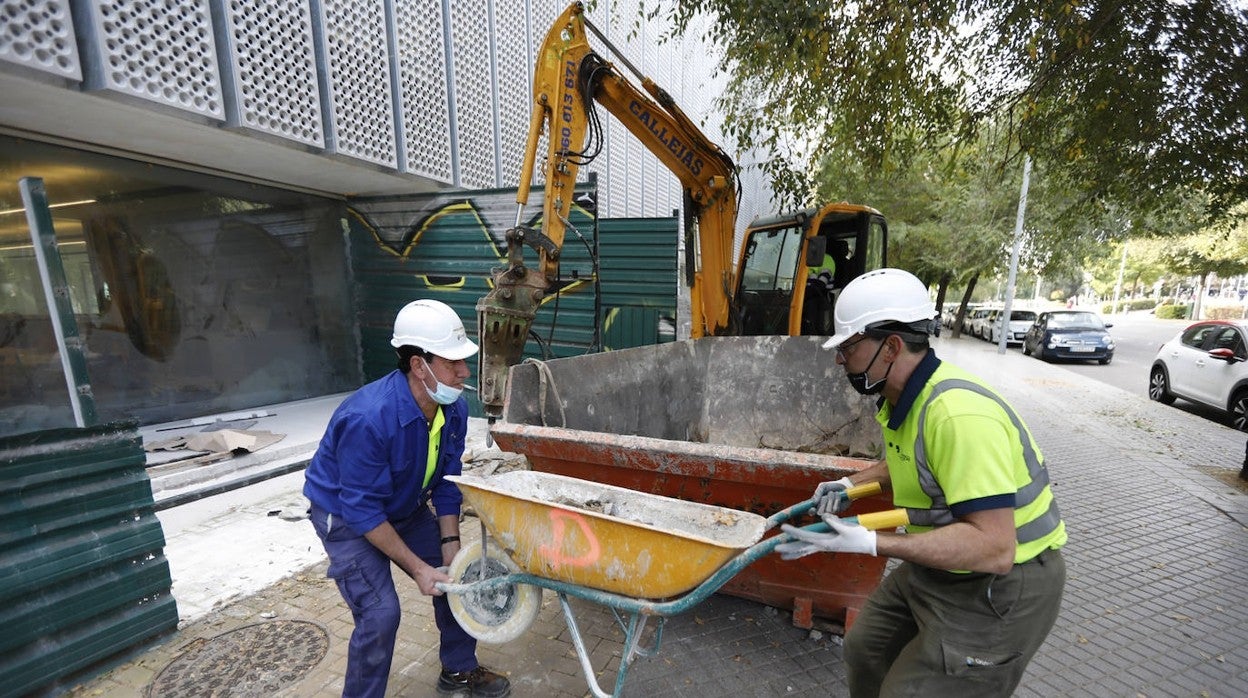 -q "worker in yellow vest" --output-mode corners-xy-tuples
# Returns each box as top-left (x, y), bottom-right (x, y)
(778, 268), (1066, 697)
(809, 251), (836, 287)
